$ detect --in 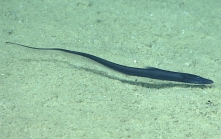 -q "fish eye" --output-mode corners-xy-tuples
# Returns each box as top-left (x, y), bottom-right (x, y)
(195, 76), (202, 83)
